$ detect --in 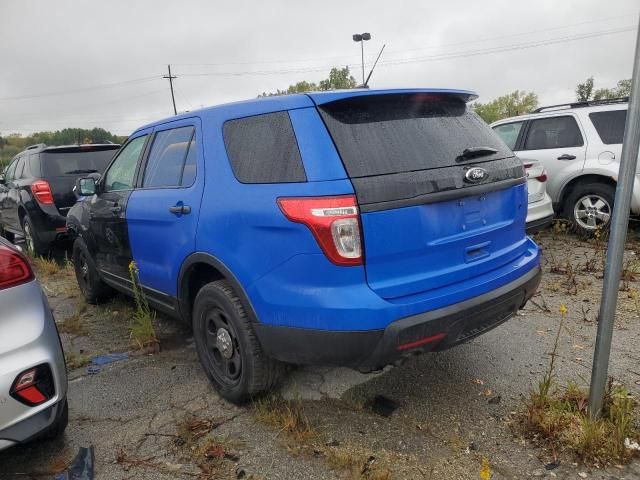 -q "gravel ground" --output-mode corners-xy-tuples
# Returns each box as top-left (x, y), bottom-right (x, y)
(1, 229), (640, 479)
